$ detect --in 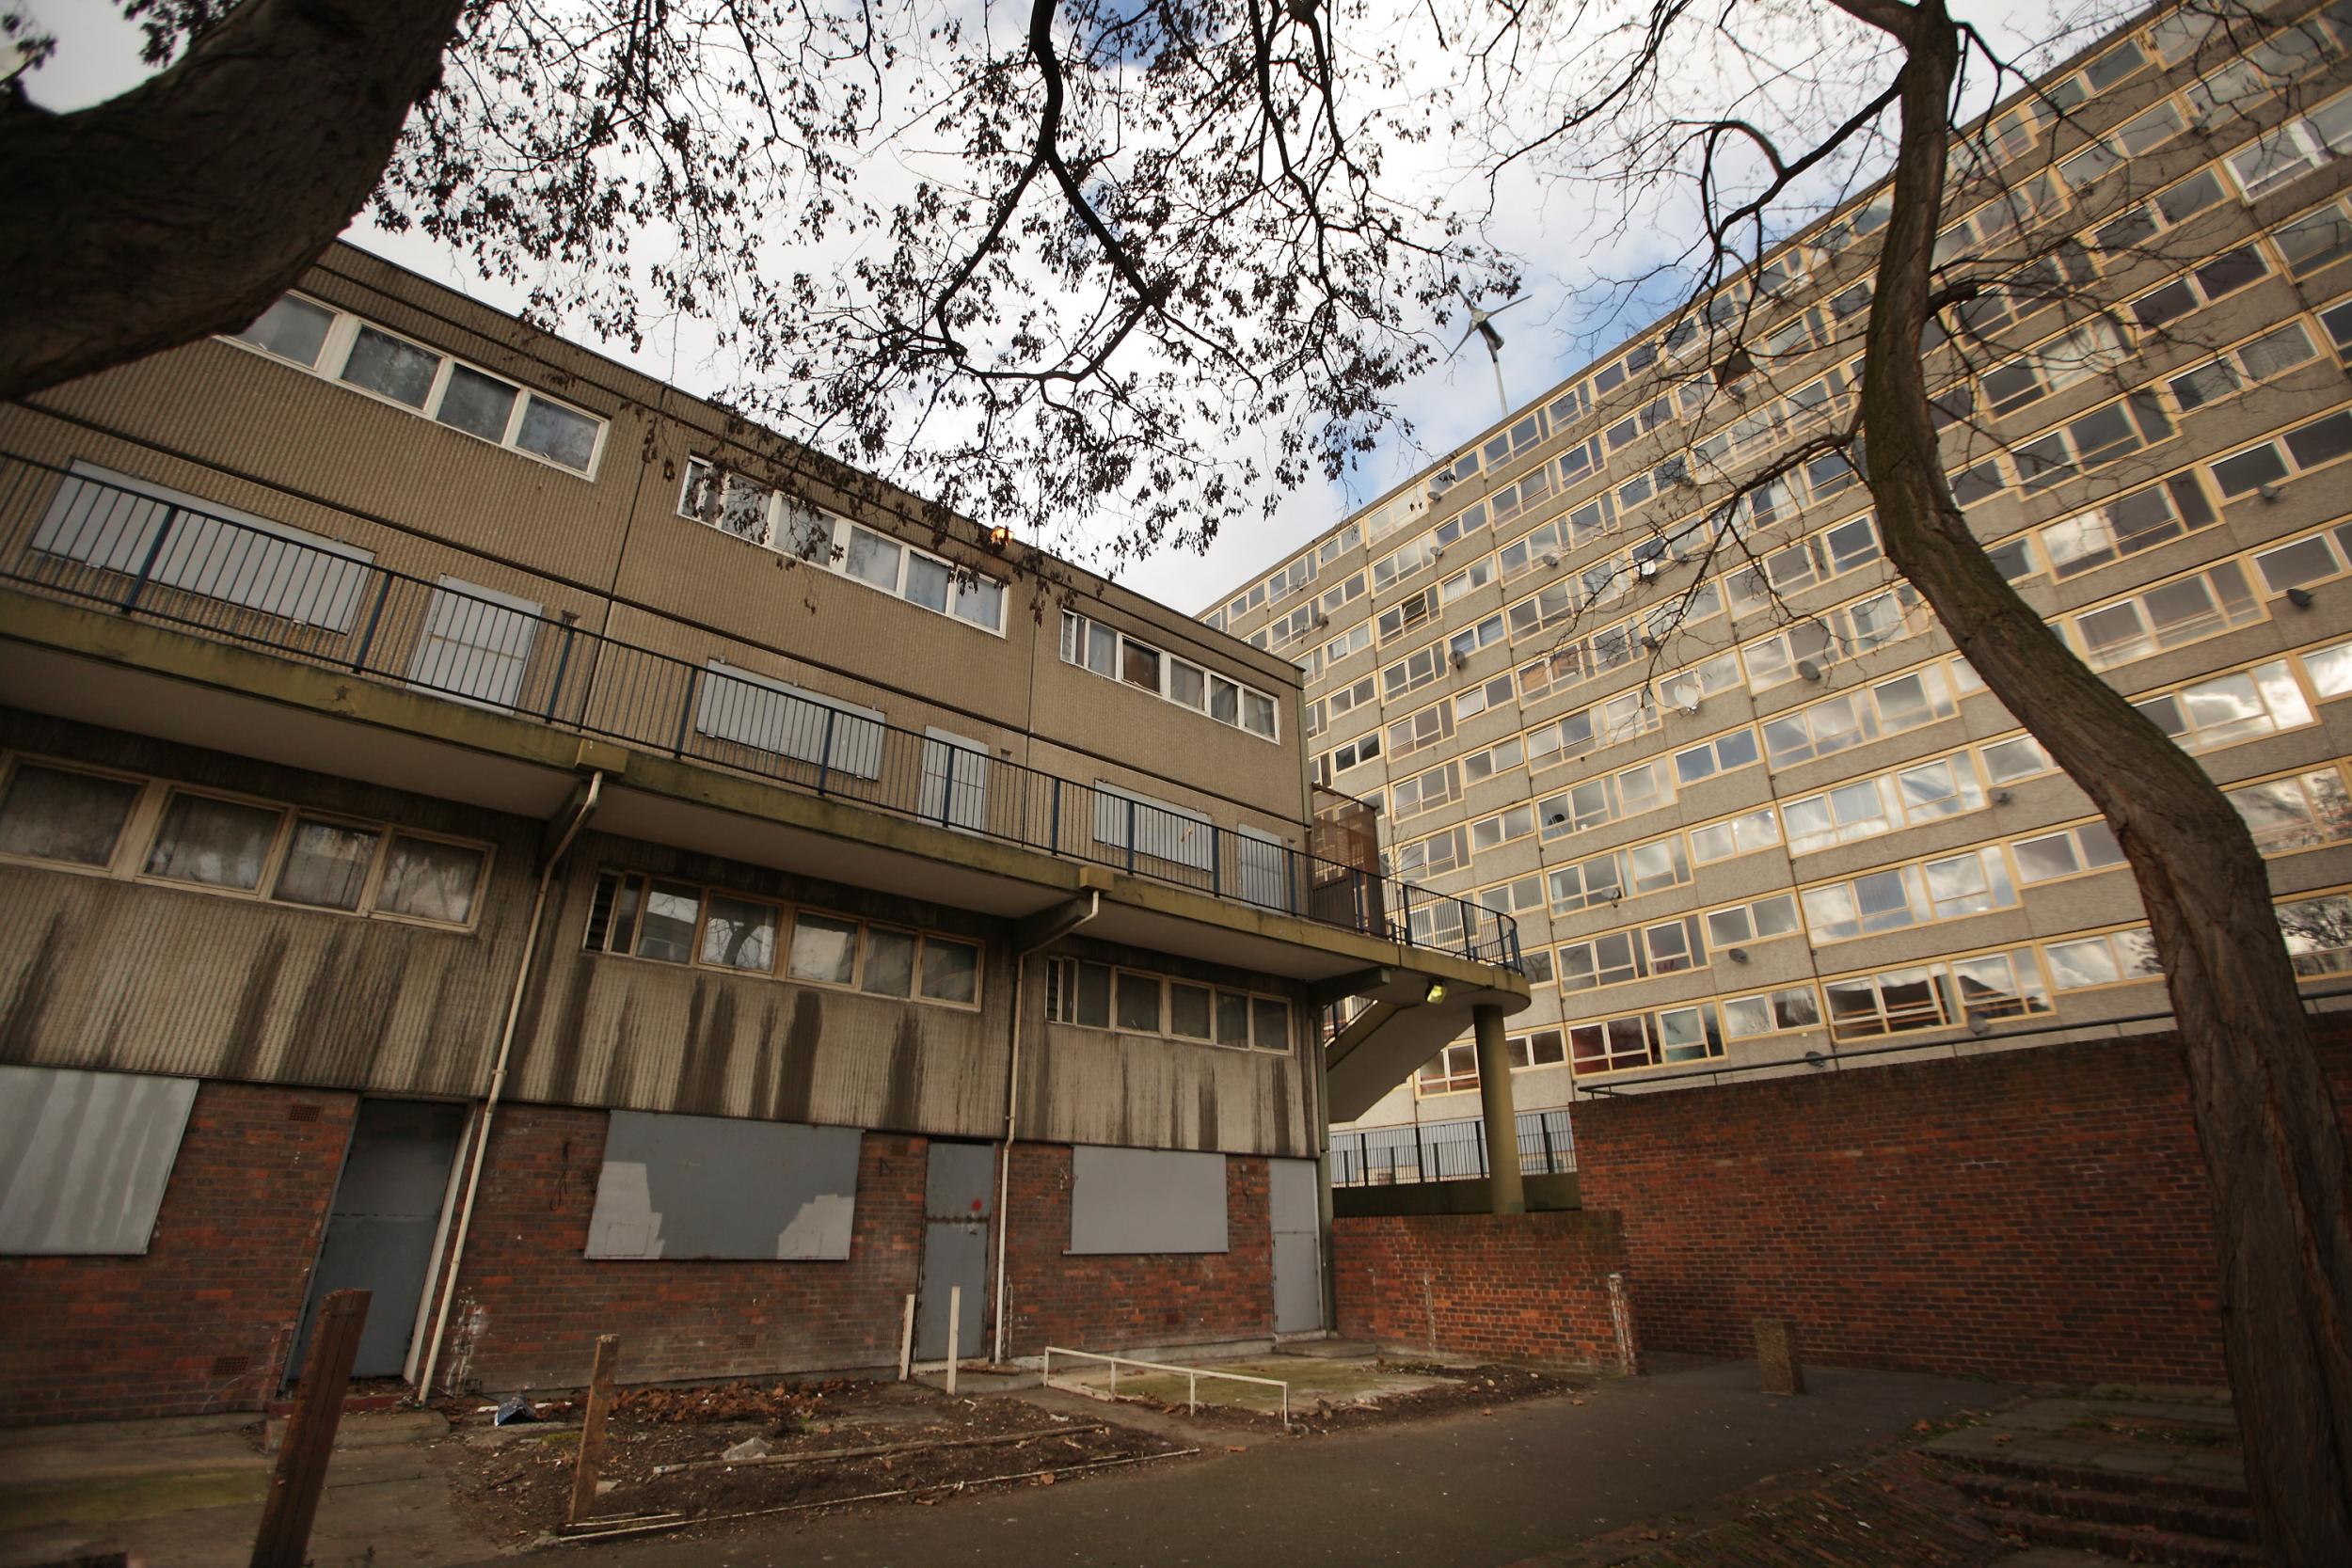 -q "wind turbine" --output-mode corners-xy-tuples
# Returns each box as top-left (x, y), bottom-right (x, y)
(1450, 290), (1530, 420)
